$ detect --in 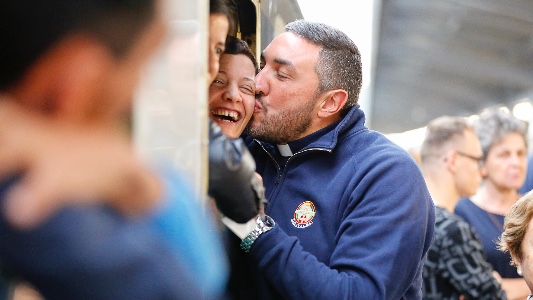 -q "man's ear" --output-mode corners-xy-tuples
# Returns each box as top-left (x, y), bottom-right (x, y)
(11, 35), (113, 122)
(445, 150), (458, 172)
(479, 161), (489, 178)
(317, 89), (348, 119)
